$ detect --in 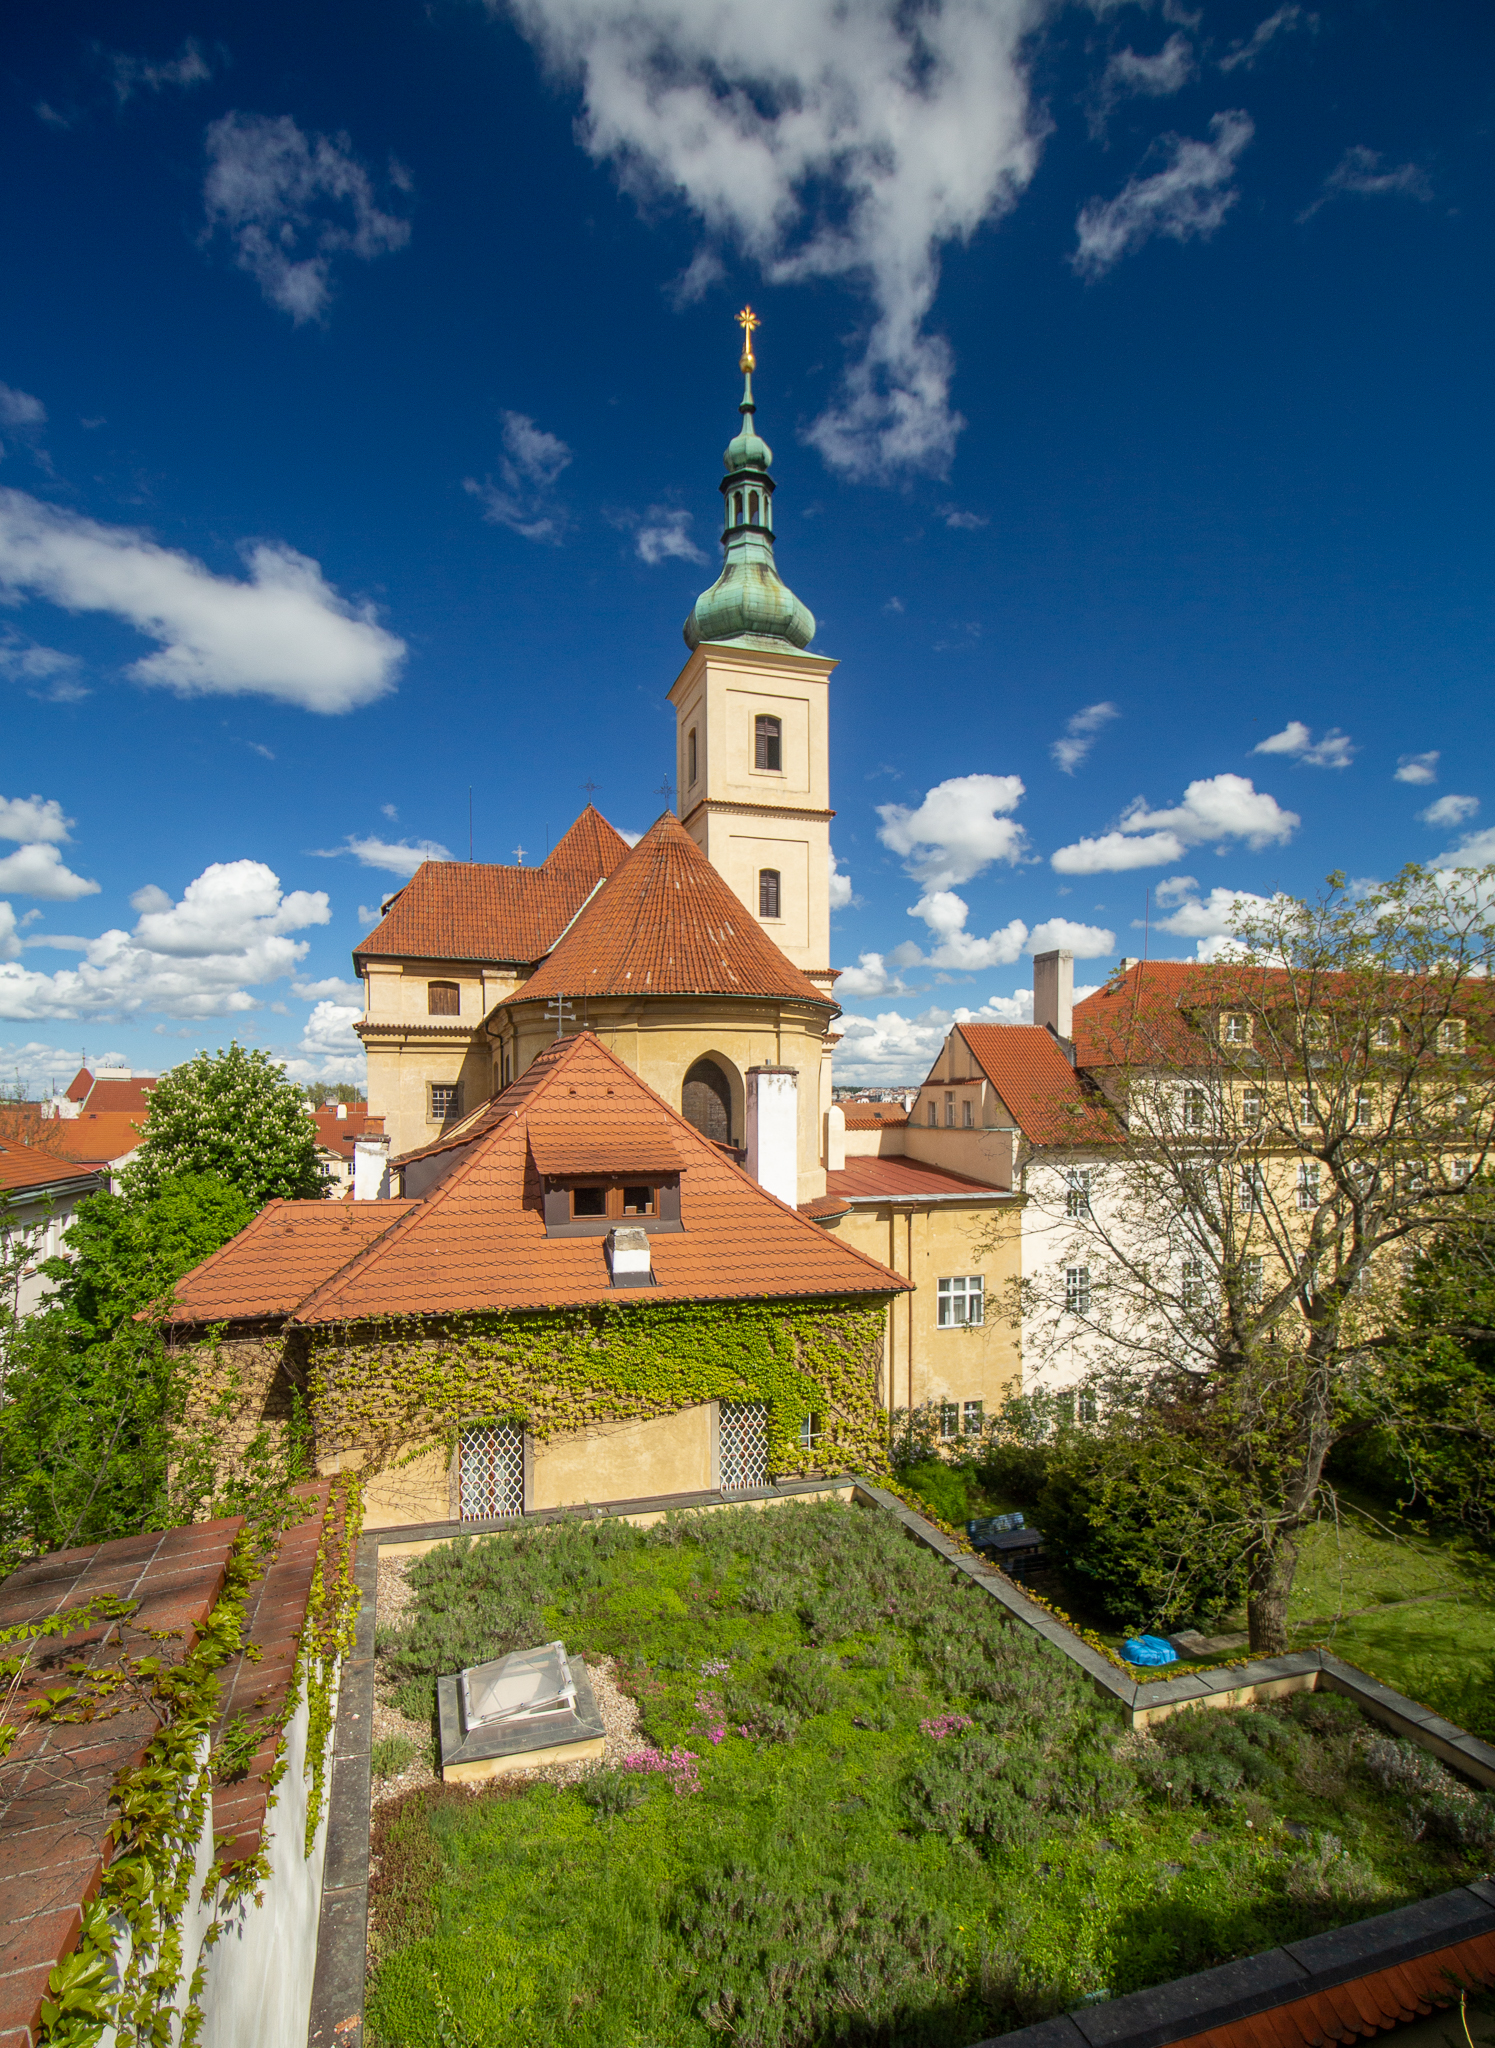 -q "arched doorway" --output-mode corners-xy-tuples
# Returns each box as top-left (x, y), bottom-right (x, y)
(682, 1058), (732, 1145)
